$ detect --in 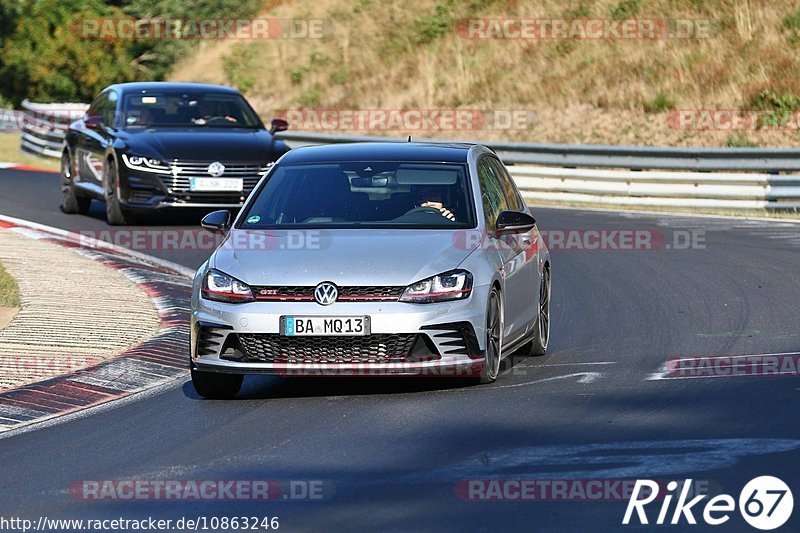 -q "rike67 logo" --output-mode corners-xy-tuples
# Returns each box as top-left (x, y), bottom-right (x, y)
(623, 476), (793, 530)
